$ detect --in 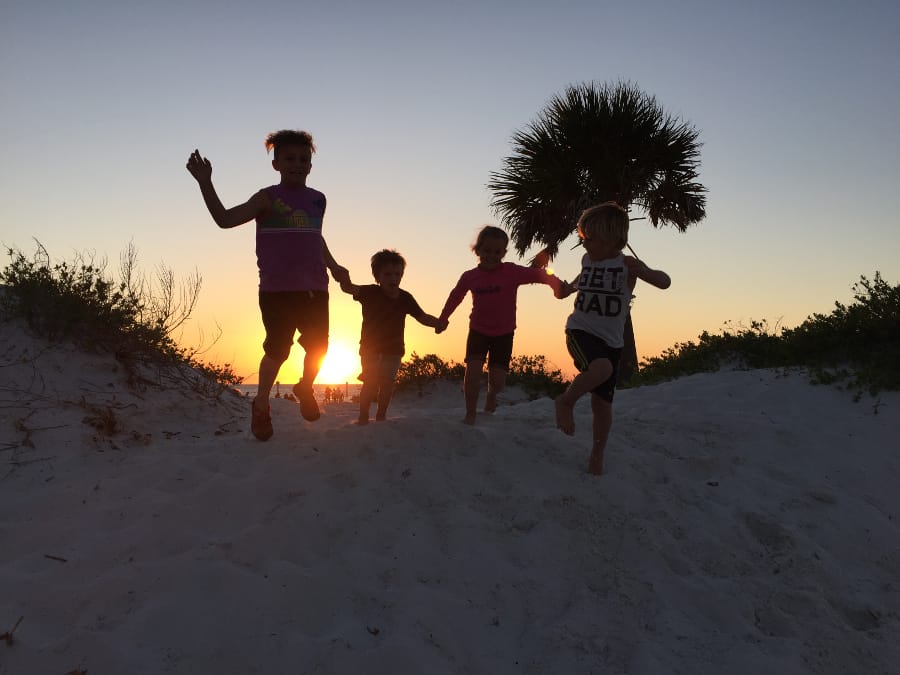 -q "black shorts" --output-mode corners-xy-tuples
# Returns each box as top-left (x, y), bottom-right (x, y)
(565, 329), (621, 403)
(465, 329), (514, 371)
(359, 353), (403, 384)
(259, 290), (329, 362)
